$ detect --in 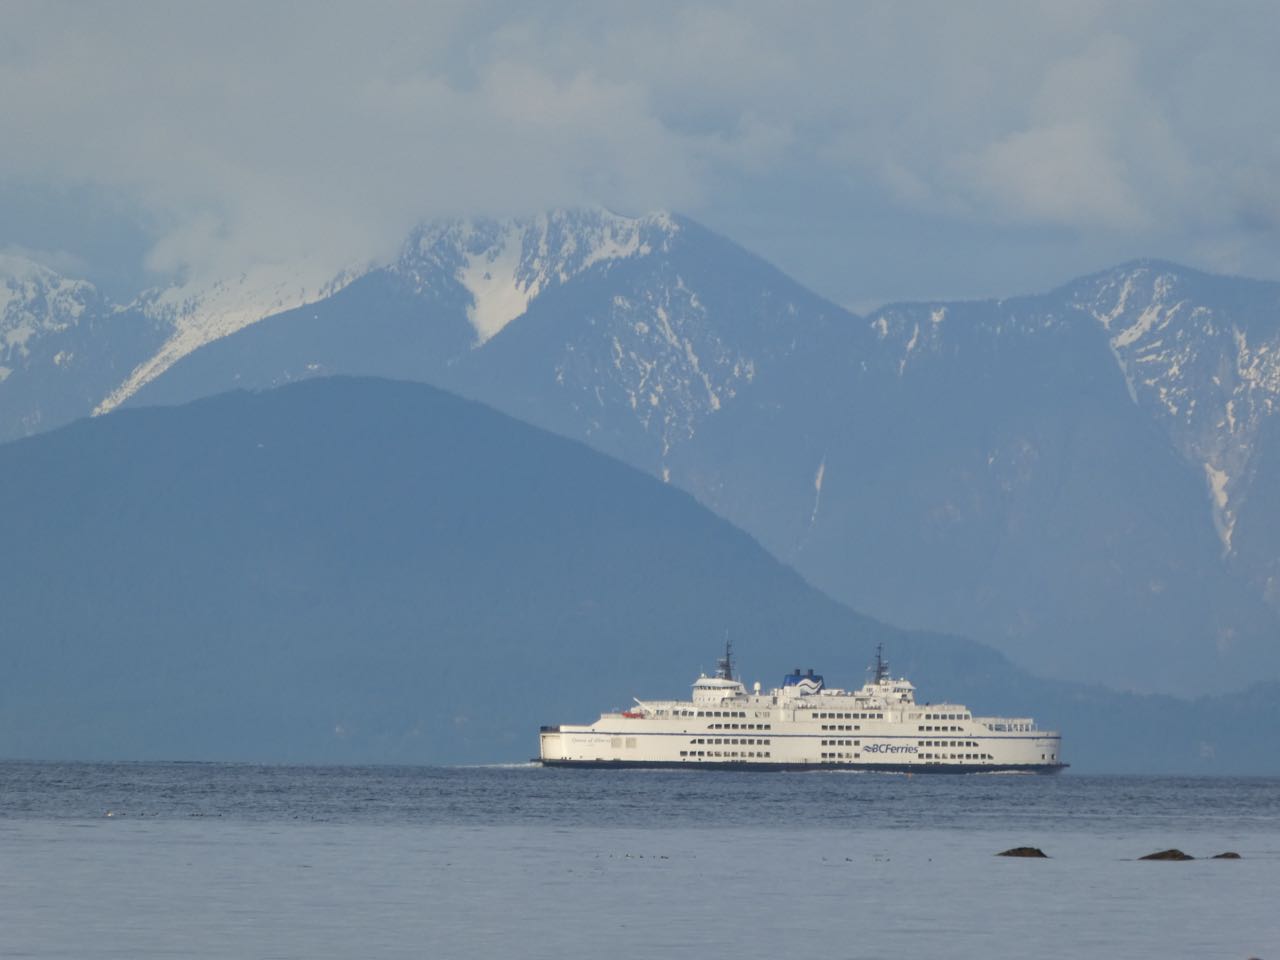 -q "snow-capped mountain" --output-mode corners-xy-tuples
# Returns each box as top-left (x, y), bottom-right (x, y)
(3, 212), (1279, 695)
(125, 209), (848, 477)
(0, 255), (167, 437)
(400, 210), (680, 344)
(0, 255), (100, 372)
(0, 253), (364, 440)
